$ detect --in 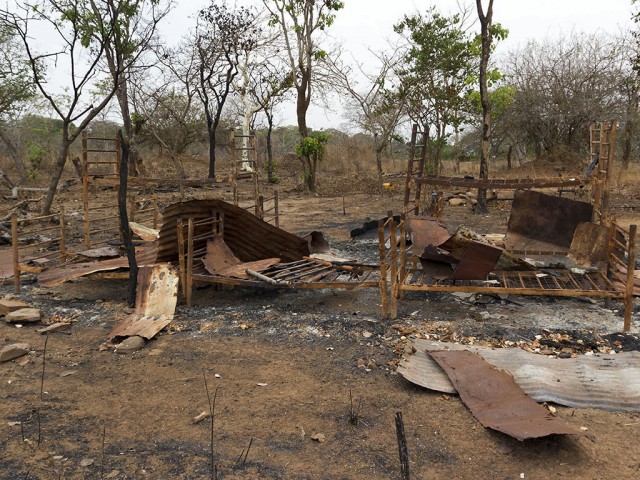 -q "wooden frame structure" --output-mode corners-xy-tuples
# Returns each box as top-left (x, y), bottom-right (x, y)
(11, 209), (66, 292)
(402, 122), (616, 217)
(81, 132), (158, 249)
(230, 129), (259, 206)
(176, 210), (379, 307)
(239, 190), (280, 227)
(378, 215), (638, 331)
